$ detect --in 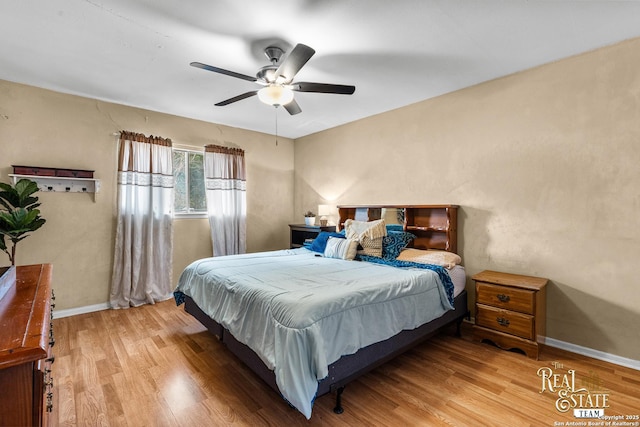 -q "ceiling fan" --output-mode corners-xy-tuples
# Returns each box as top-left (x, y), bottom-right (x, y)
(190, 43), (355, 115)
